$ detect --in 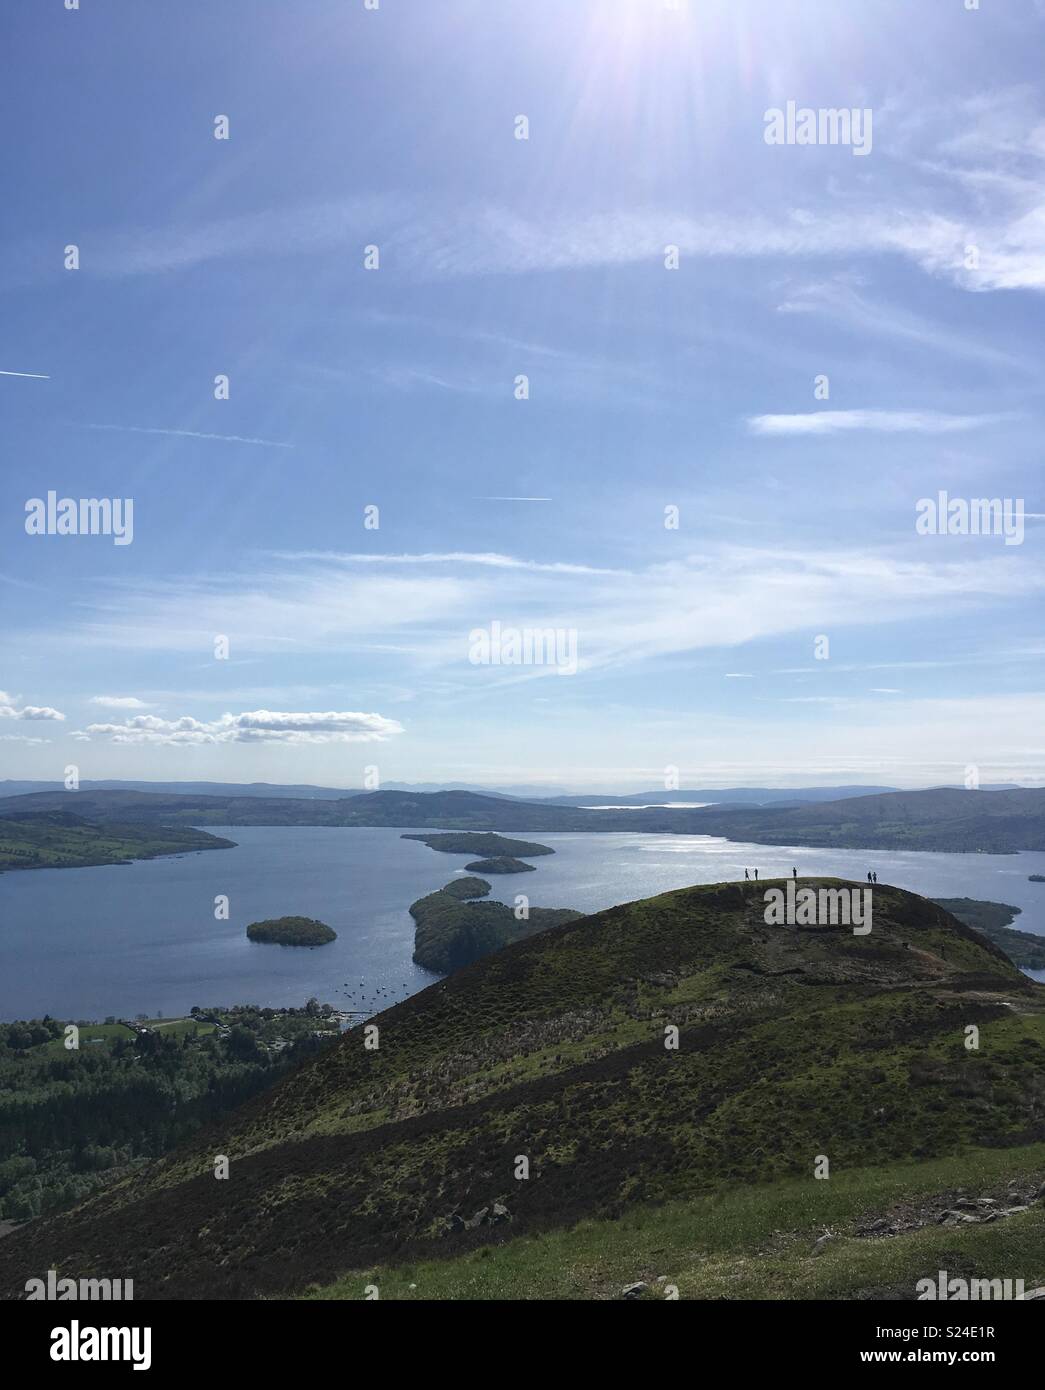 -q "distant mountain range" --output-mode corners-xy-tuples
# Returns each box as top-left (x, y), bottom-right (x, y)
(1, 784), (1043, 853)
(2, 778), (1023, 803)
(533, 785), (903, 805)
